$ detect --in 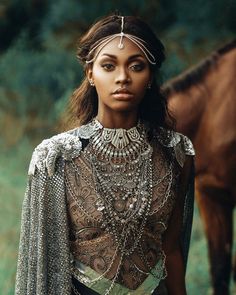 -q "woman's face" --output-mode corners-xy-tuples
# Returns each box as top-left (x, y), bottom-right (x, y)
(87, 37), (152, 114)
